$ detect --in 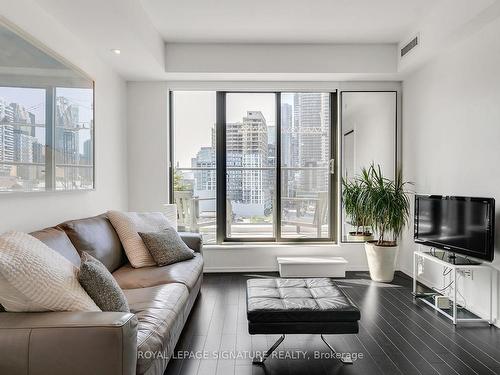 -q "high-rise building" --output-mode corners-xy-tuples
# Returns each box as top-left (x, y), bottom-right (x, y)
(191, 146), (216, 191)
(32, 141), (45, 164)
(267, 125), (276, 167)
(82, 138), (93, 165)
(226, 111), (270, 213)
(0, 99), (31, 177)
(0, 99), (15, 176)
(55, 96), (80, 164)
(280, 103), (293, 167)
(280, 102), (295, 197)
(32, 141), (45, 183)
(293, 93), (330, 192)
(11, 102), (37, 181)
(55, 96), (80, 188)
(0, 124), (14, 176)
(0, 98), (14, 123)
(13, 130), (35, 180)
